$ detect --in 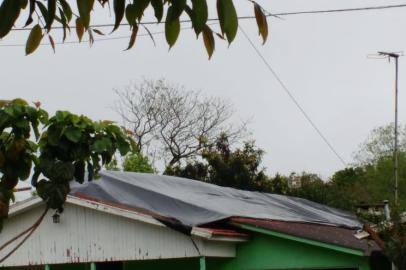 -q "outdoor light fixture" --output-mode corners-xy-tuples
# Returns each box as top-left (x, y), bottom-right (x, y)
(52, 212), (60, 224)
